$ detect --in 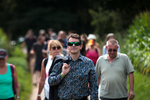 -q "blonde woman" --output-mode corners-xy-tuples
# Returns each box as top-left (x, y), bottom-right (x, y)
(37, 40), (63, 100)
